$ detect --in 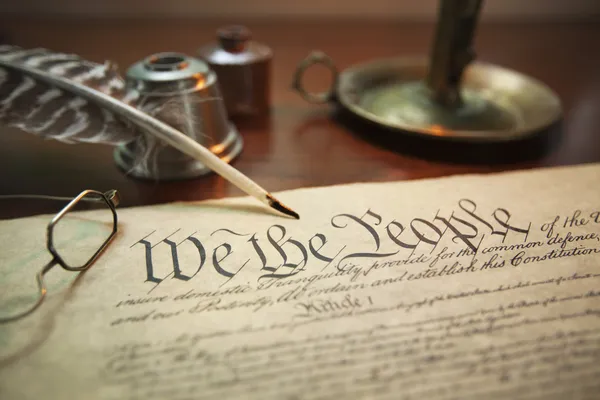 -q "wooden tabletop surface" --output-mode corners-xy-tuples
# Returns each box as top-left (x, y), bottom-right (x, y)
(0, 19), (599, 218)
